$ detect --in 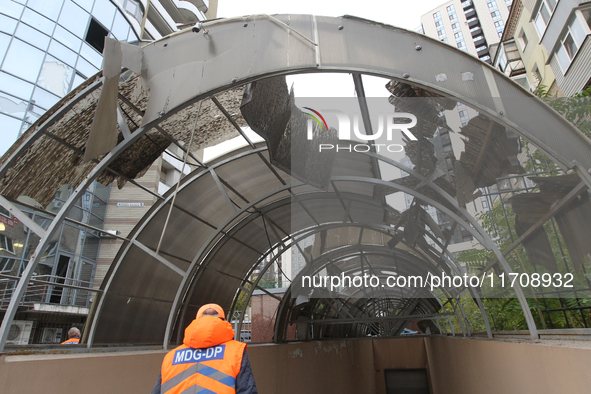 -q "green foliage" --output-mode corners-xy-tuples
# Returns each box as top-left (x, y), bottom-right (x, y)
(534, 84), (591, 137)
(455, 83), (591, 331)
